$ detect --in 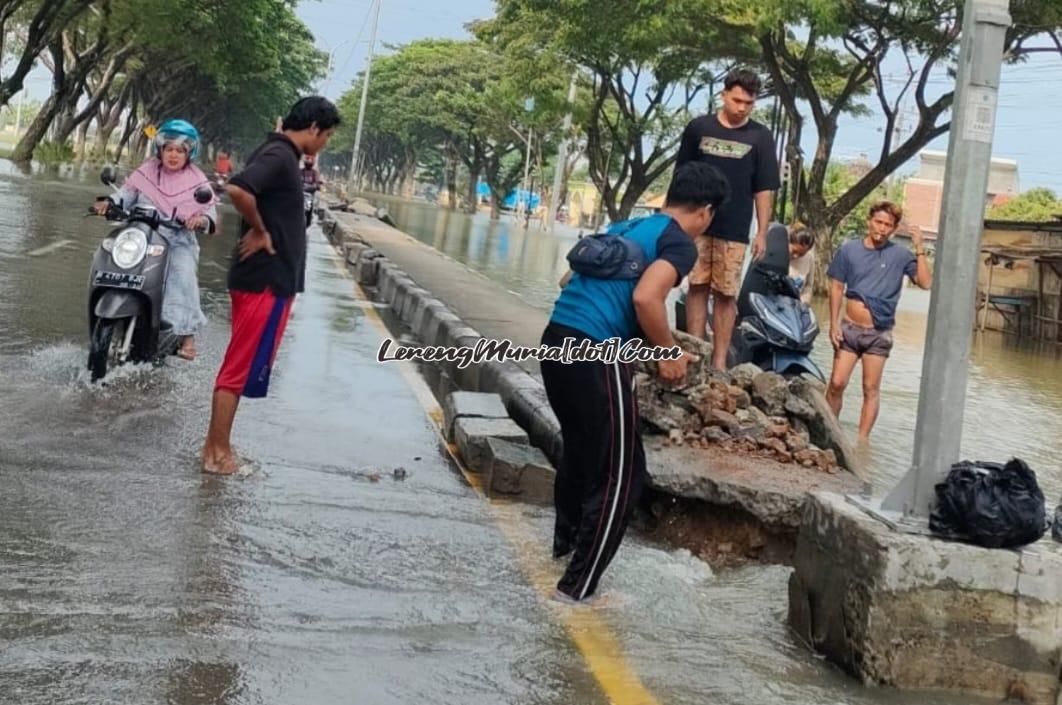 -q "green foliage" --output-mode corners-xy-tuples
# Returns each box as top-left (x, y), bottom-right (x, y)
(2, 0), (325, 159)
(333, 37), (576, 208)
(34, 140), (75, 164)
(479, 0), (763, 219)
(733, 0), (1062, 265)
(129, 0), (326, 152)
(988, 188), (1062, 223)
